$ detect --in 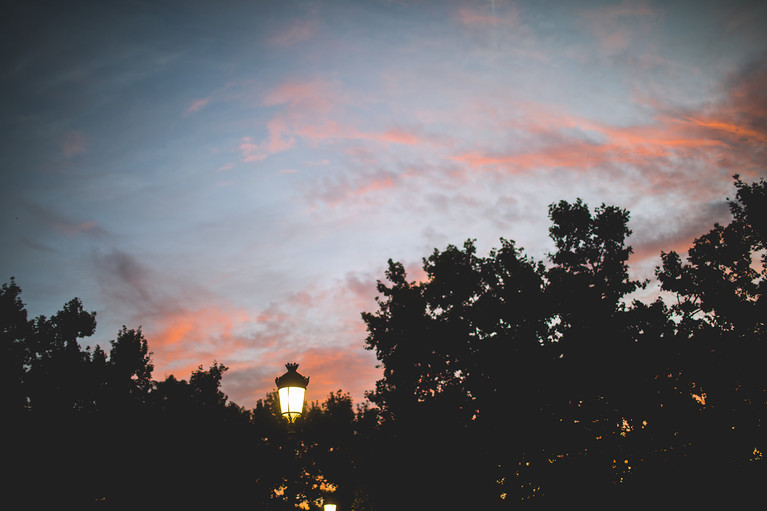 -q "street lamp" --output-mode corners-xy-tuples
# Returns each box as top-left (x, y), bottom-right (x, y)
(323, 504), (337, 511)
(275, 363), (309, 423)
